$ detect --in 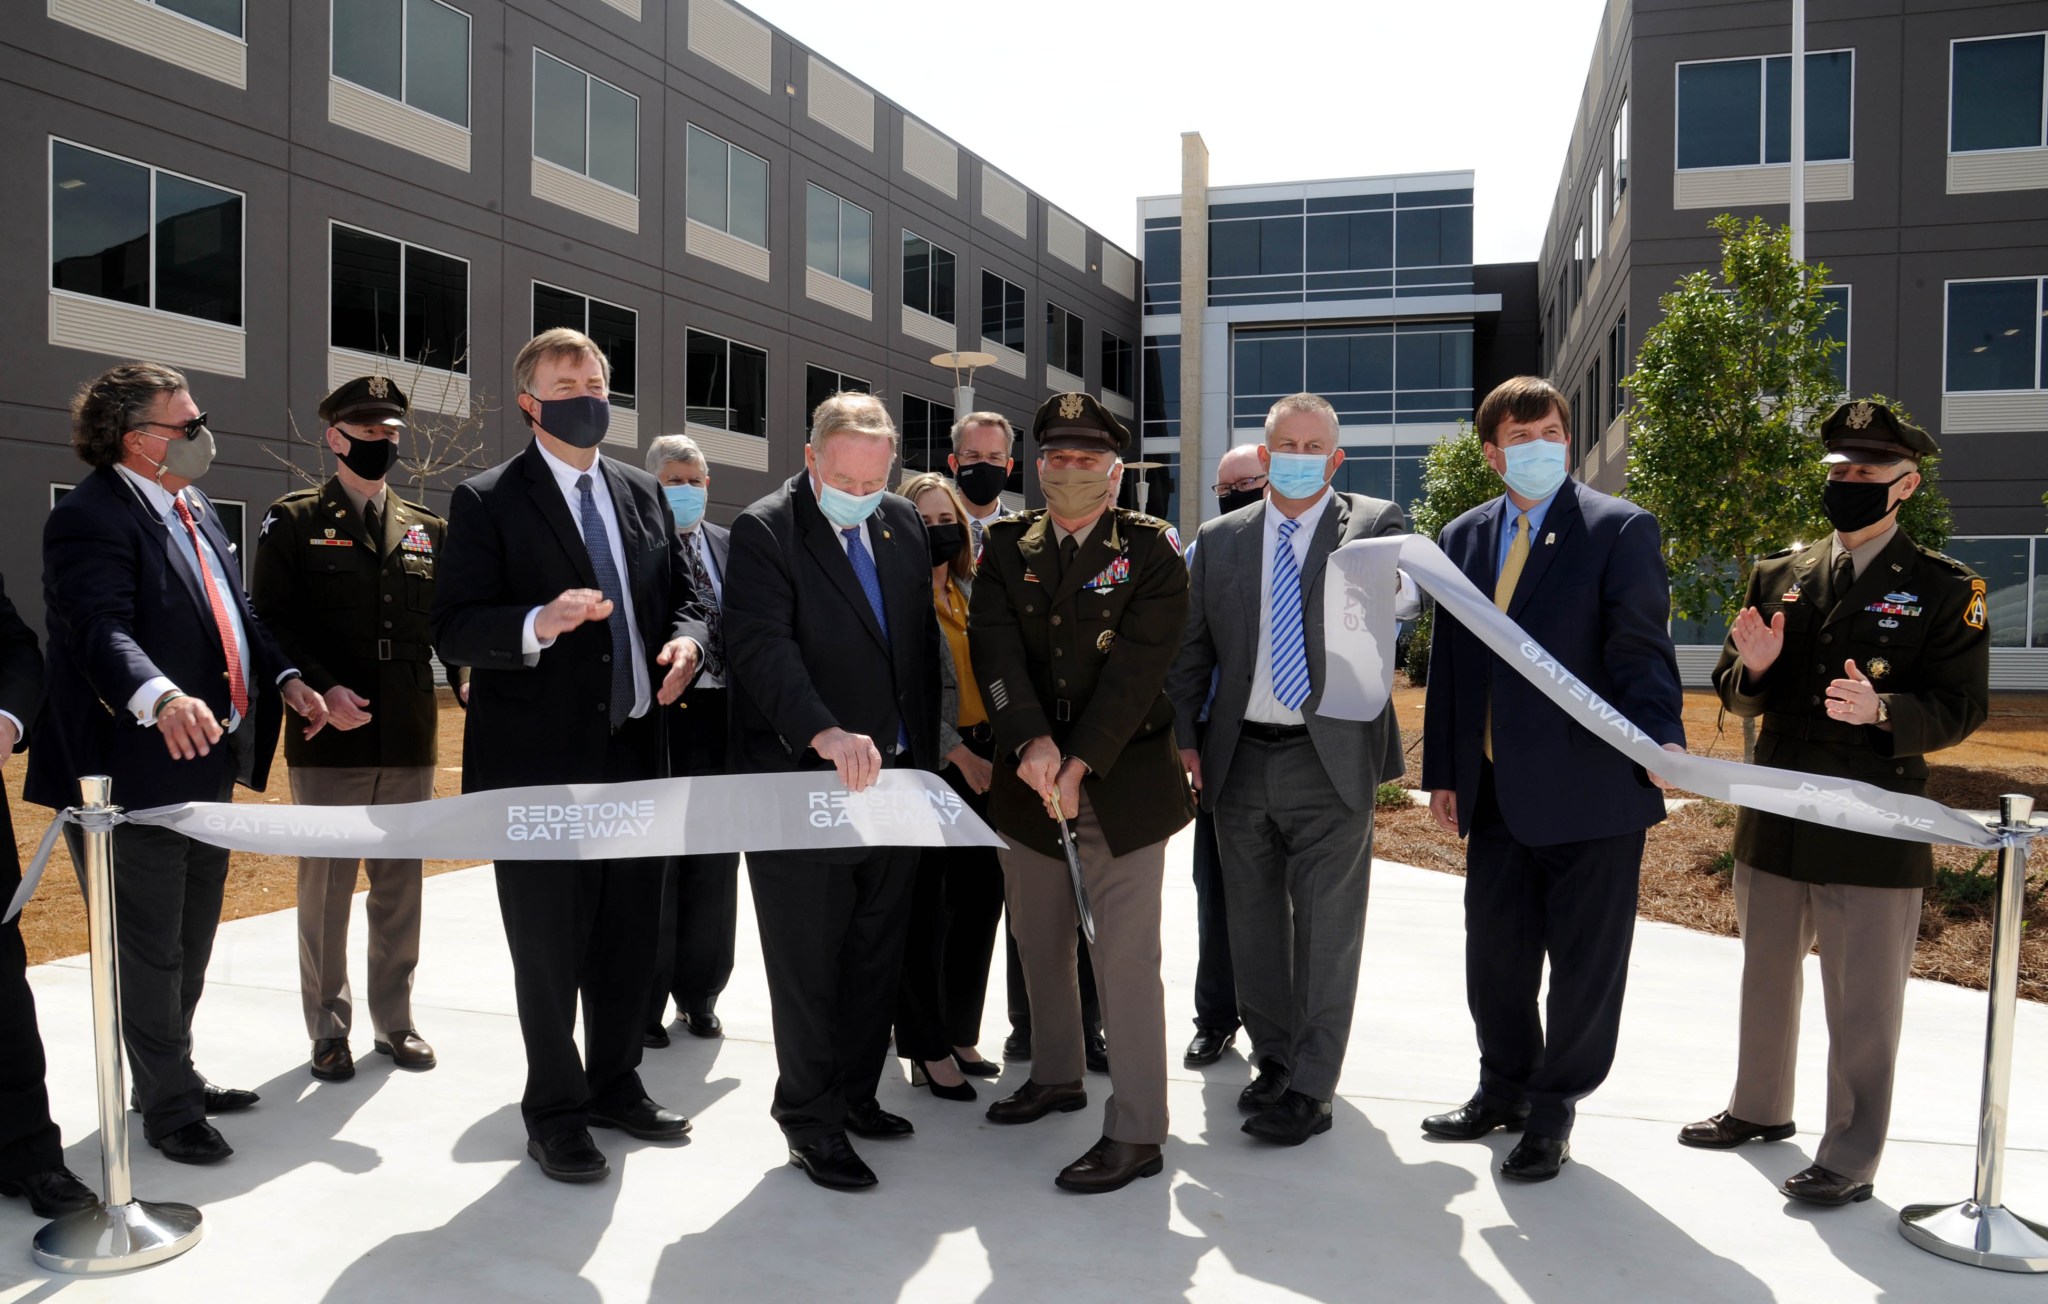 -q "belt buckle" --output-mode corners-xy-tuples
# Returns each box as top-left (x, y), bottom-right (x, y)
(1055, 699), (1072, 723)
(377, 638), (393, 661)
